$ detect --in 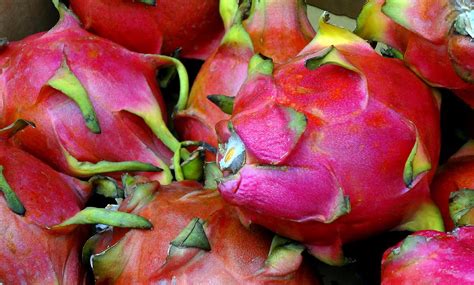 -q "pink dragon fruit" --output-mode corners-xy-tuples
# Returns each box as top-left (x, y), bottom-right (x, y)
(381, 227), (474, 284)
(215, 18), (443, 265)
(69, 0), (224, 60)
(174, 0), (255, 157)
(432, 140), (474, 230)
(175, 0), (315, 157)
(356, 0), (474, 107)
(0, 121), (152, 284)
(0, 139), (89, 284)
(243, 0), (315, 65)
(0, 3), (191, 183)
(85, 178), (319, 284)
